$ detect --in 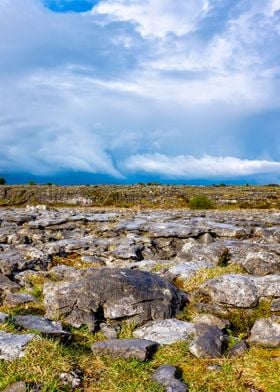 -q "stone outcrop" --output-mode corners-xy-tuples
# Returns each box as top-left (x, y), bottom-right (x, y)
(43, 268), (183, 330)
